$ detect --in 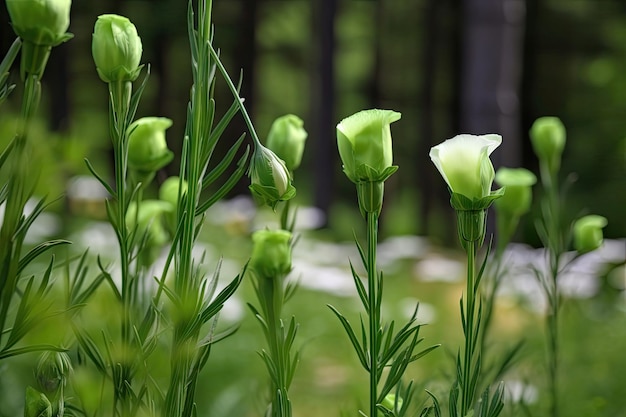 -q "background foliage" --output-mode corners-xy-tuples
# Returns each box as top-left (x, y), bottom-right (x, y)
(1, 0), (624, 241)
